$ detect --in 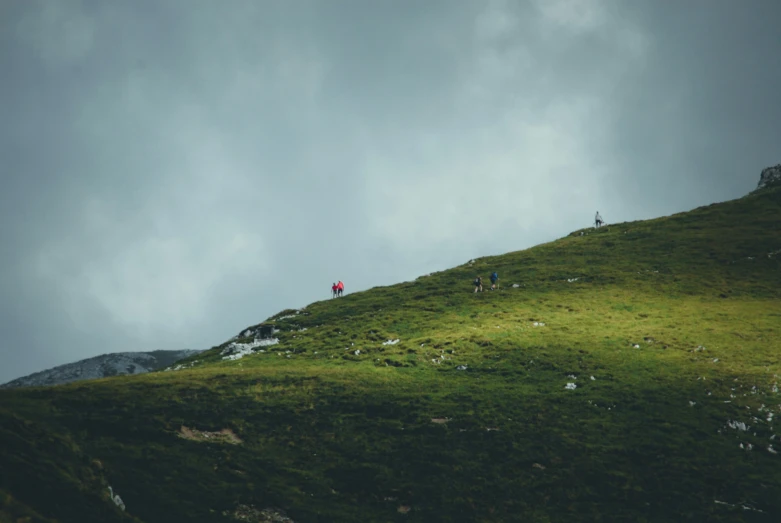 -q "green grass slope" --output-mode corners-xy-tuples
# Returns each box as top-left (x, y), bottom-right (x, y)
(1, 186), (780, 523)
